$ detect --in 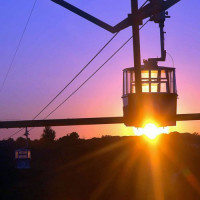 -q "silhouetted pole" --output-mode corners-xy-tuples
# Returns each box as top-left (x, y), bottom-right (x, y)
(24, 127), (29, 148)
(131, 0), (142, 93)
